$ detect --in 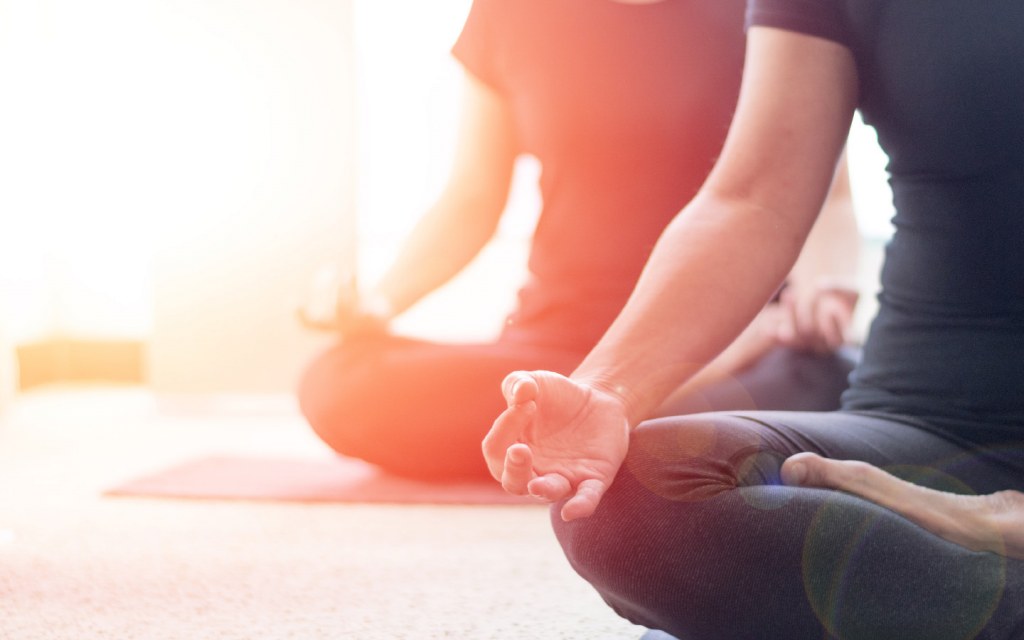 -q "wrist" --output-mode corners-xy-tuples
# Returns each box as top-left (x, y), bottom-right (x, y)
(572, 373), (646, 430)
